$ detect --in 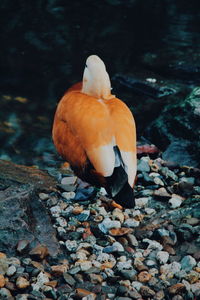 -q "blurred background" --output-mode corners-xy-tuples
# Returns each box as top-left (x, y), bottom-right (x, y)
(0, 0), (200, 169)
